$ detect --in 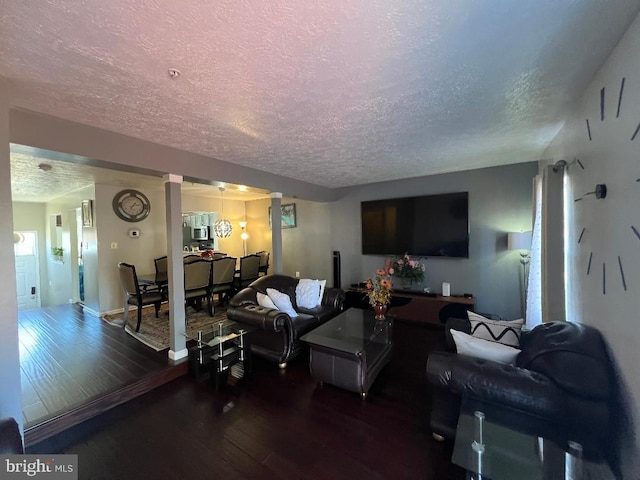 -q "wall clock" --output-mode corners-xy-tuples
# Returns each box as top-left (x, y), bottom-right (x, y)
(574, 76), (639, 294)
(112, 189), (151, 222)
